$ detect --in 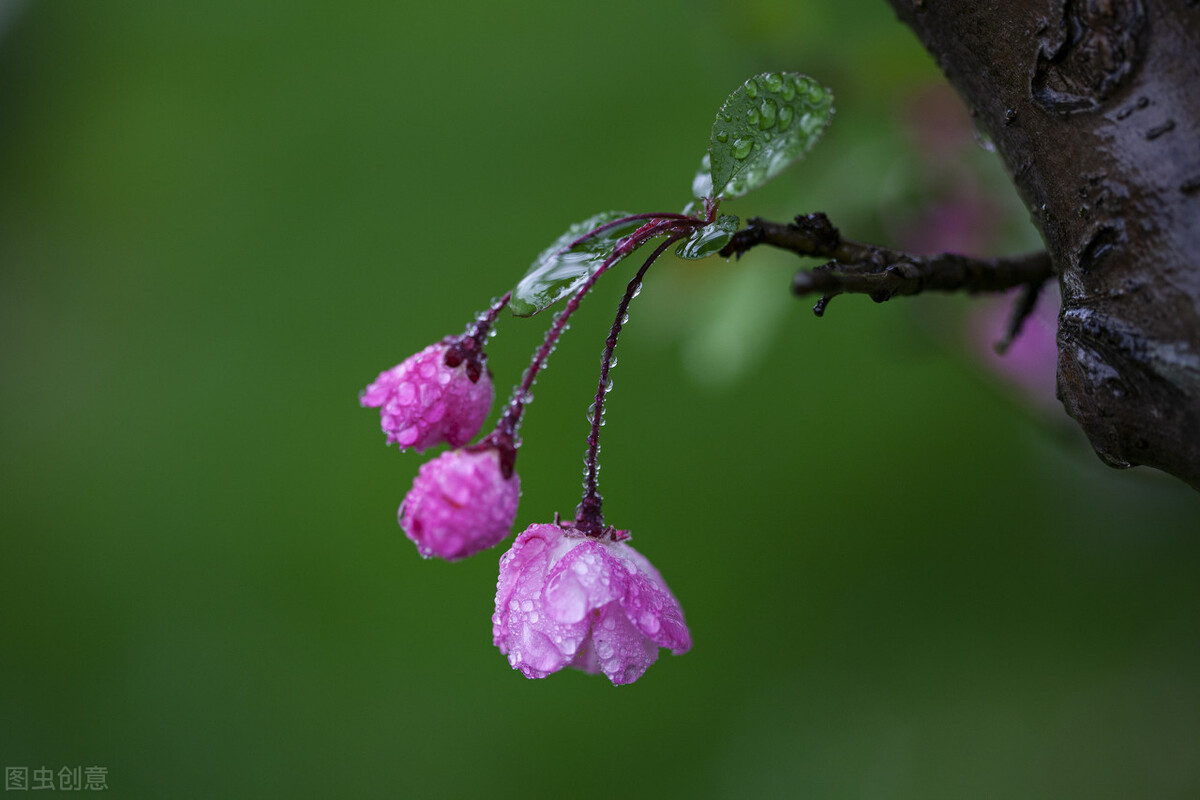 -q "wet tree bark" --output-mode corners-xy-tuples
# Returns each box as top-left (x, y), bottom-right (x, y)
(884, 0), (1200, 490)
